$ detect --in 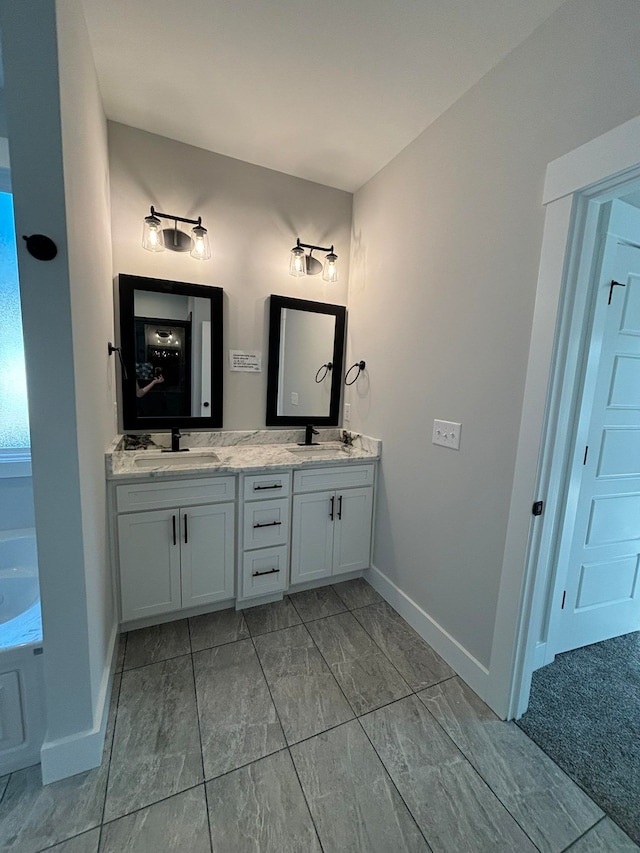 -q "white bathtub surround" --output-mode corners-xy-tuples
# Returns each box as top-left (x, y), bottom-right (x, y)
(0, 528), (45, 775)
